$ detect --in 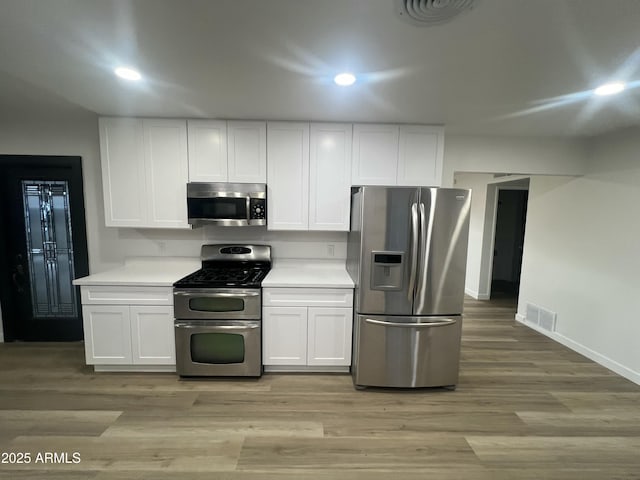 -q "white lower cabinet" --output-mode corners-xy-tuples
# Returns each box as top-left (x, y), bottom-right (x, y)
(262, 288), (353, 371)
(262, 306), (308, 365)
(81, 286), (175, 371)
(130, 306), (175, 364)
(307, 307), (352, 366)
(82, 305), (132, 364)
